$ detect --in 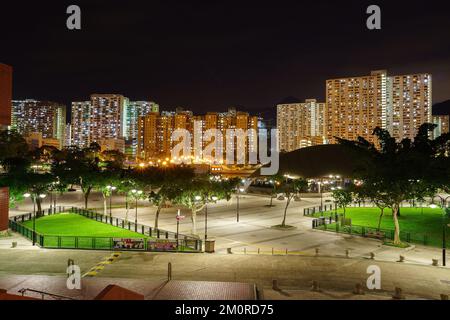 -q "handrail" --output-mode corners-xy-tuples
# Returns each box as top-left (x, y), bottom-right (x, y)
(18, 288), (77, 300)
